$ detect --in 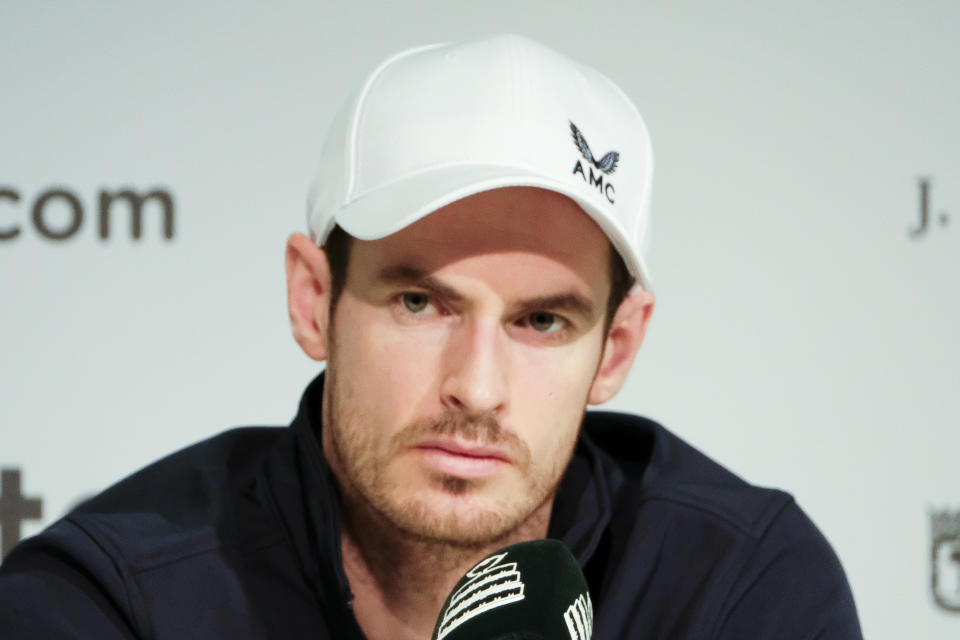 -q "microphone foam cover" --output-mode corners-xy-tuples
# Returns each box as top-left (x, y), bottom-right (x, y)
(431, 539), (594, 640)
